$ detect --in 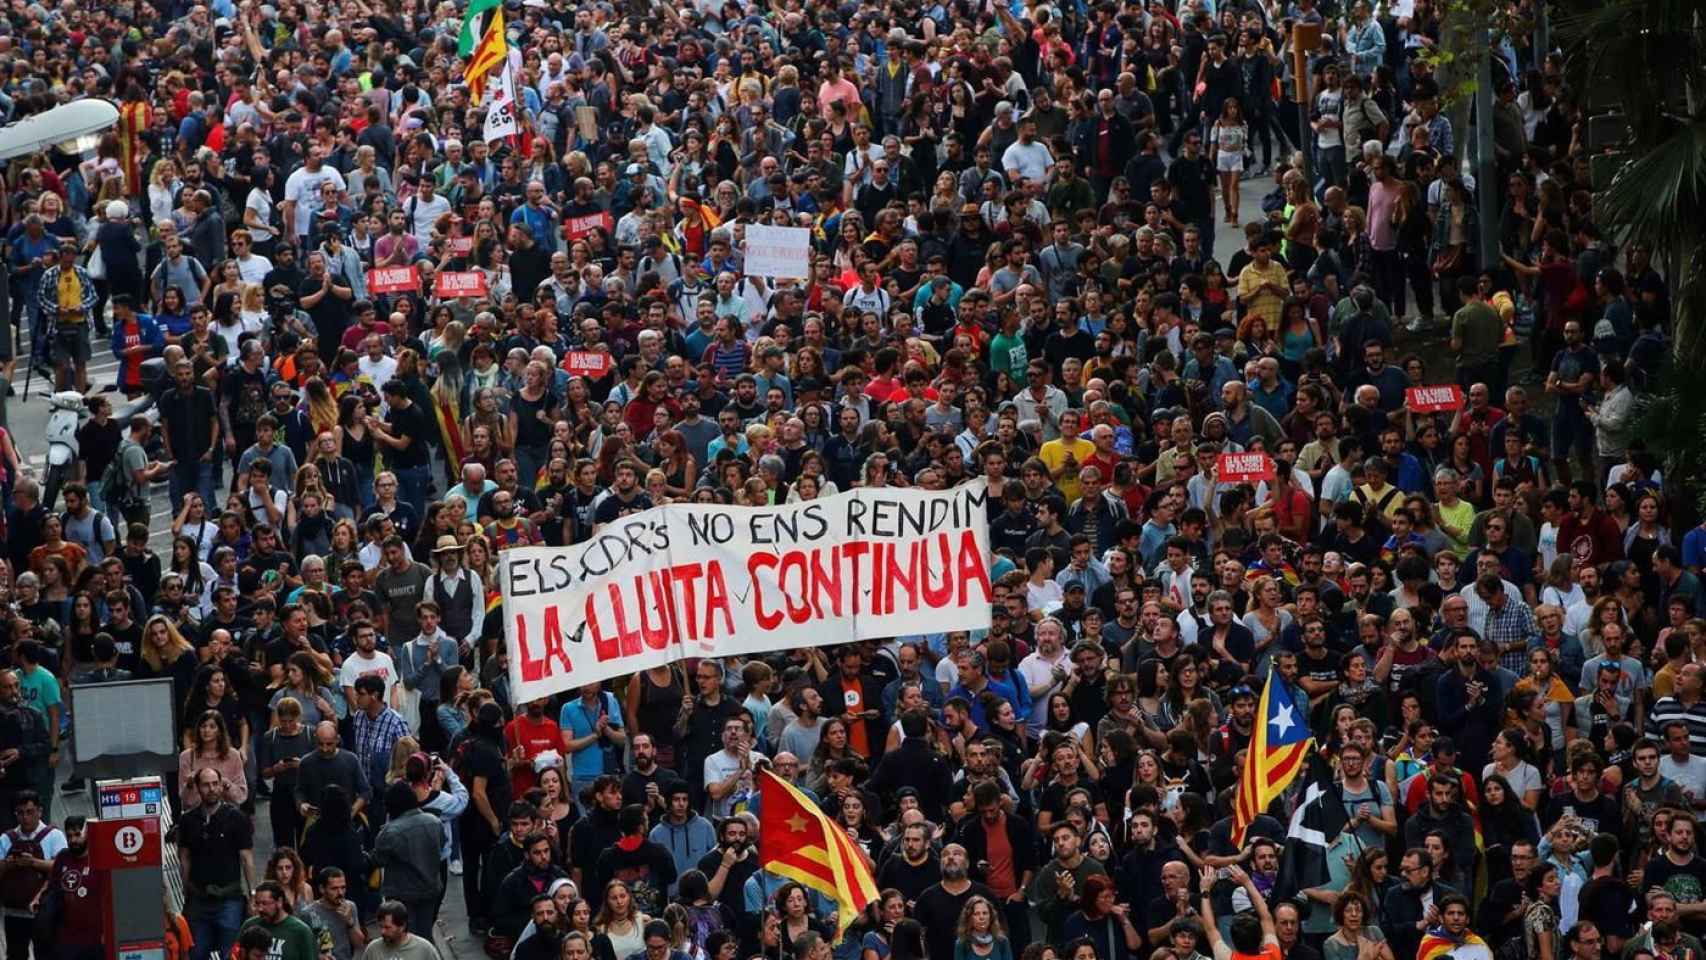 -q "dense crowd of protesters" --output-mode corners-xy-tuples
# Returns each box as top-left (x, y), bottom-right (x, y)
(0, 1), (1693, 960)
